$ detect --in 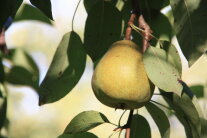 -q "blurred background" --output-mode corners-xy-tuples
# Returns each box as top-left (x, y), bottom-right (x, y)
(1, 0), (207, 138)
